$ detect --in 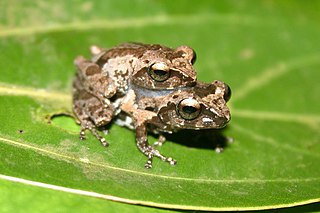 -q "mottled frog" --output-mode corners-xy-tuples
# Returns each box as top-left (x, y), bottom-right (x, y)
(72, 43), (231, 168)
